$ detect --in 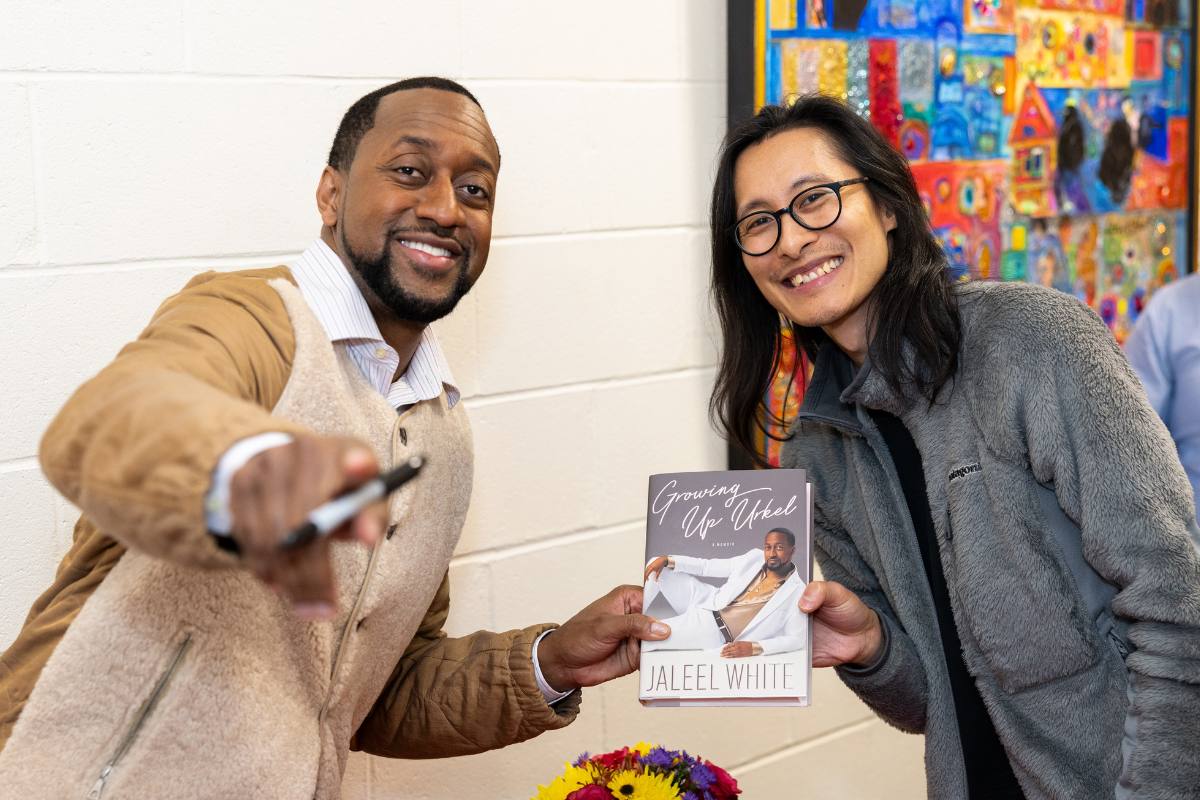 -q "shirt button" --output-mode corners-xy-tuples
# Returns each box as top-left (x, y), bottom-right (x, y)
(374, 347), (389, 359)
